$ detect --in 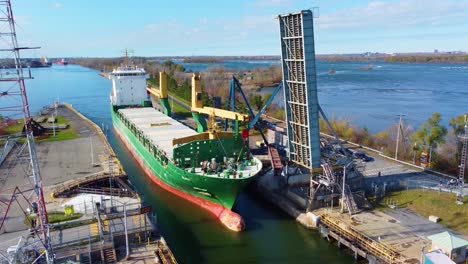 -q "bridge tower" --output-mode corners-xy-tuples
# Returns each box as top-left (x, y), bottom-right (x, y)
(278, 10), (321, 169)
